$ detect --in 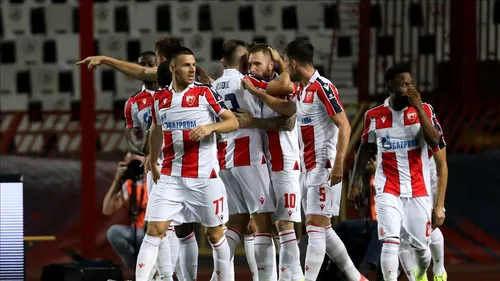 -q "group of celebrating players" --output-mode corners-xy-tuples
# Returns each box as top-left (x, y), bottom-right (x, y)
(77, 35), (448, 281)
